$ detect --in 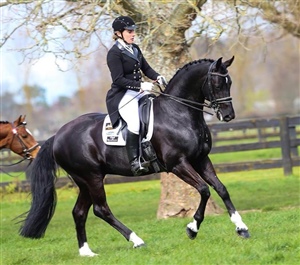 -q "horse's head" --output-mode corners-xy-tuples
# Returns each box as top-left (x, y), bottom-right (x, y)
(203, 56), (235, 122)
(11, 115), (40, 159)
